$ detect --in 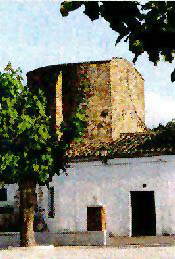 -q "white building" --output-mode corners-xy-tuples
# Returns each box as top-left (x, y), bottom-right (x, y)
(1, 59), (175, 246)
(2, 151), (175, 246)
(43, 154), (175, 244)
